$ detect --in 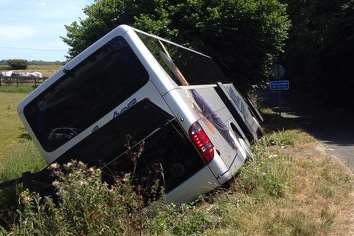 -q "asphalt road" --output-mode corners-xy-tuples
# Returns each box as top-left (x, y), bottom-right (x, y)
(263, 91), (354, 233)
(307, 116), (354, 171)
(260, 90), (354, 171)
